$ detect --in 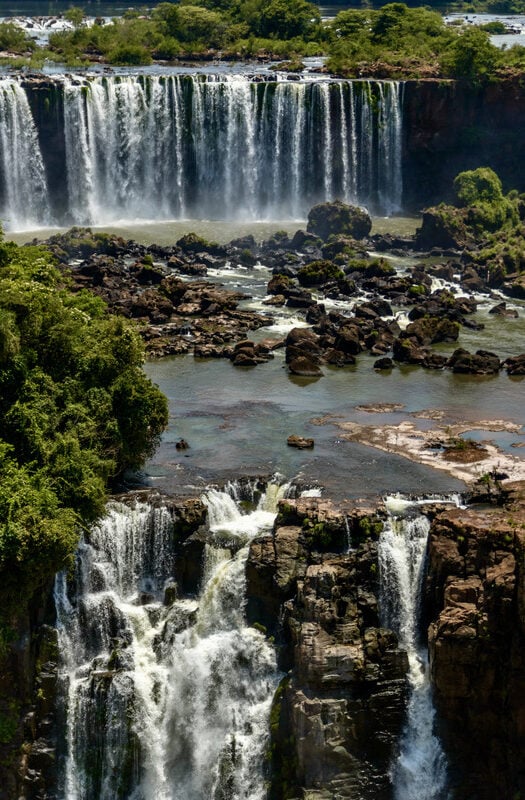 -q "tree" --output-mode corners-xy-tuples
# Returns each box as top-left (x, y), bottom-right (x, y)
(441, 26), (500, 81)
(0, 237), (168, 605)
(257, 0), (320, 40)
(454, 167), (504, 206)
